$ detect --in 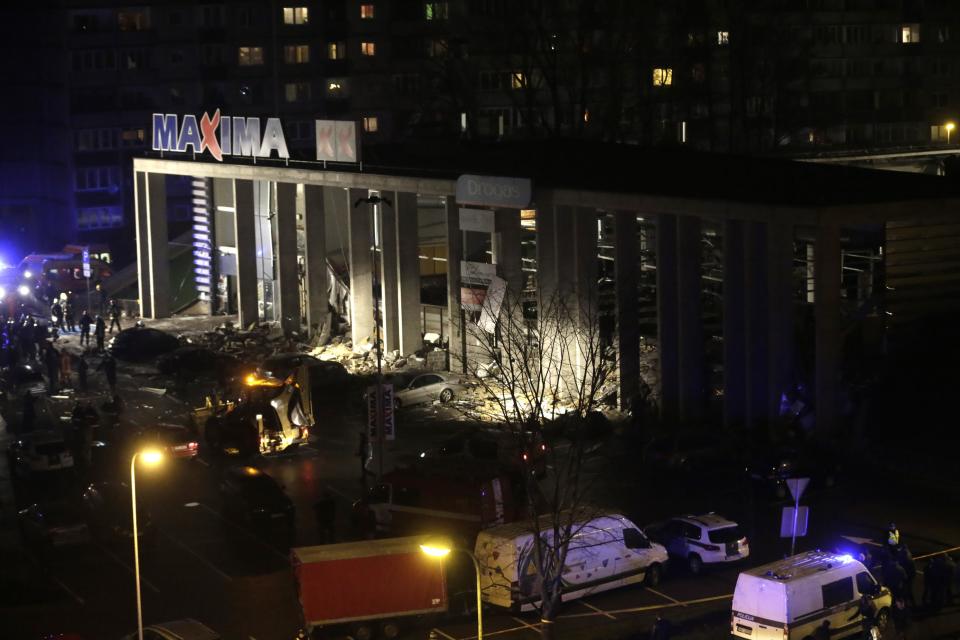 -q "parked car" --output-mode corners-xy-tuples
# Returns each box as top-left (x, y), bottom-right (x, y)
(137, 424), (199, 460)
(645, 513), (749, 574)
(82, 480), (154, 544)
(218, 466), (295, 537)
(418, 426), (548, 478)
(394, 372), (465, 407)
(18, 499), (90, 548)
(108, 327), (180, 361)
(120, 619), (220, 640)
(10, 430), (75, 476)
(0, 363), (46, 399)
